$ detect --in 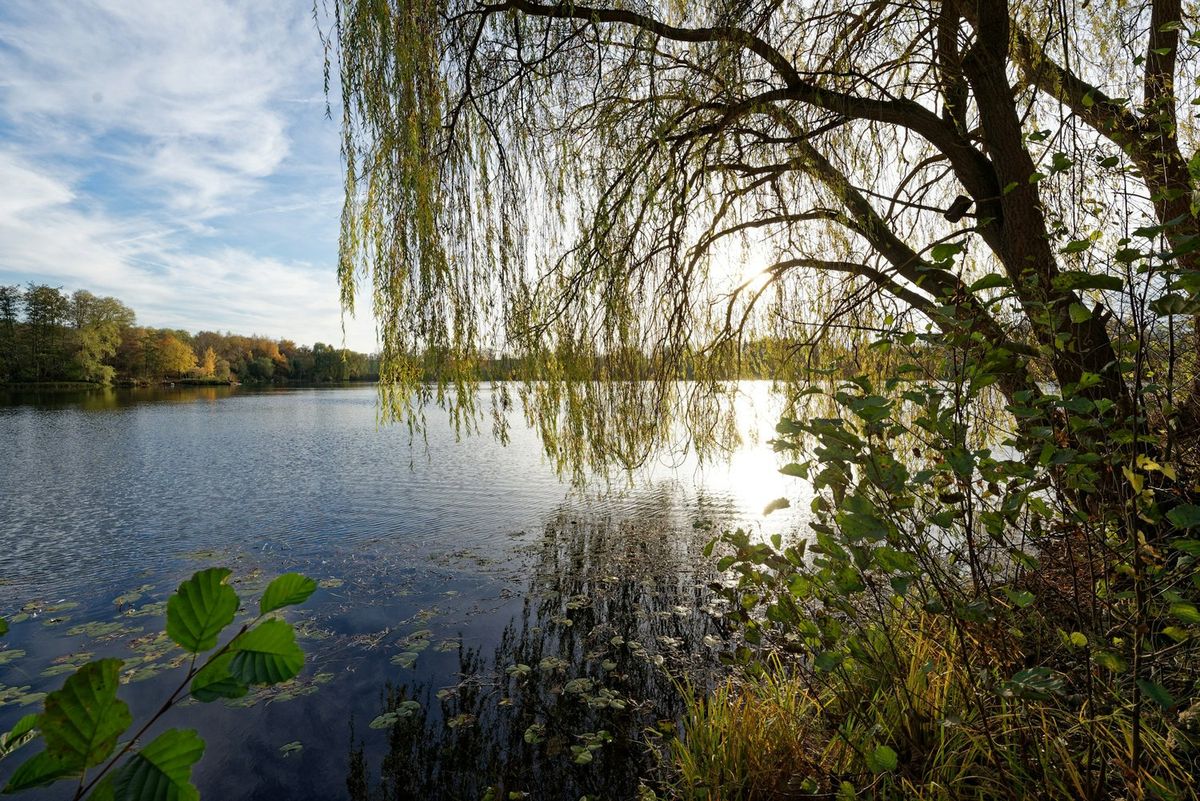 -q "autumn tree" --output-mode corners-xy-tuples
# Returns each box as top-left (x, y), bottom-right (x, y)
(199, 346), (218, 378)
(153, 333), (197, 379)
